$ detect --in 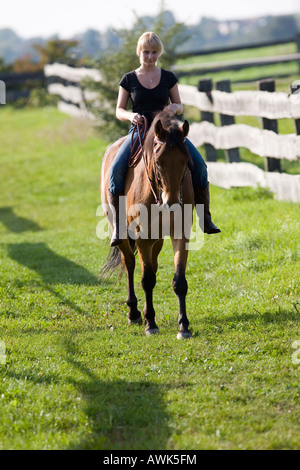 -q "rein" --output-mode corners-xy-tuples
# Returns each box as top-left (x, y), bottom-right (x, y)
(128, 117), (148, 167)
(128, 116), (160, 205)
